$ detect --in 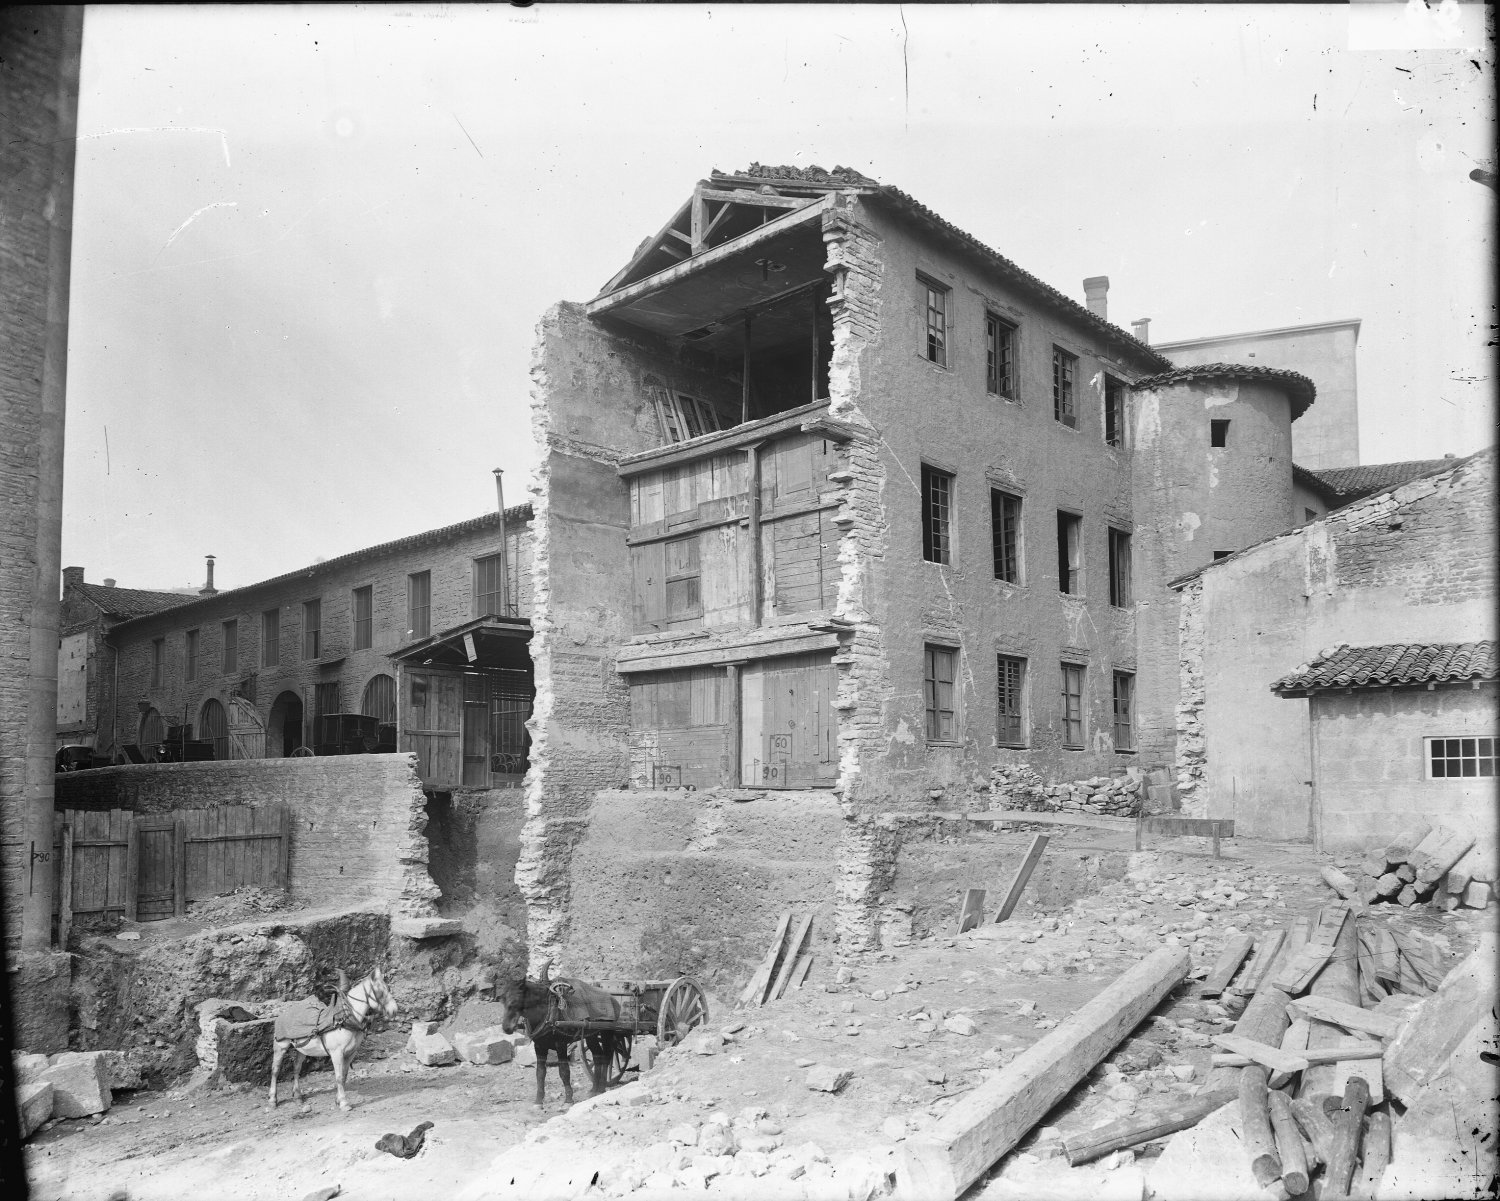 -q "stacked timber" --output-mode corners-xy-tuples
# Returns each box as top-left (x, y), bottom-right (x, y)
(1337, 823), (1495, 911)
